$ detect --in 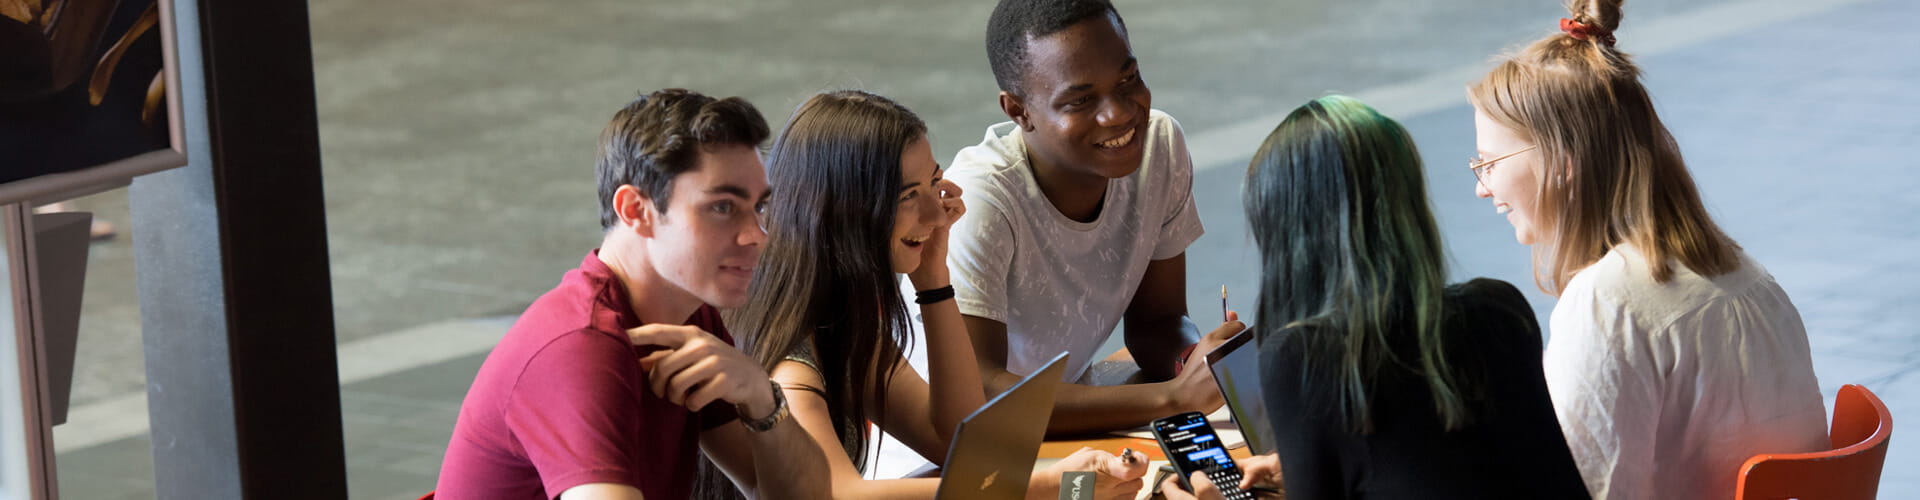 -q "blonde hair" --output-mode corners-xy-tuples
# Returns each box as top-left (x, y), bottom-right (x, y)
(1469, 0), (1740, 295)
